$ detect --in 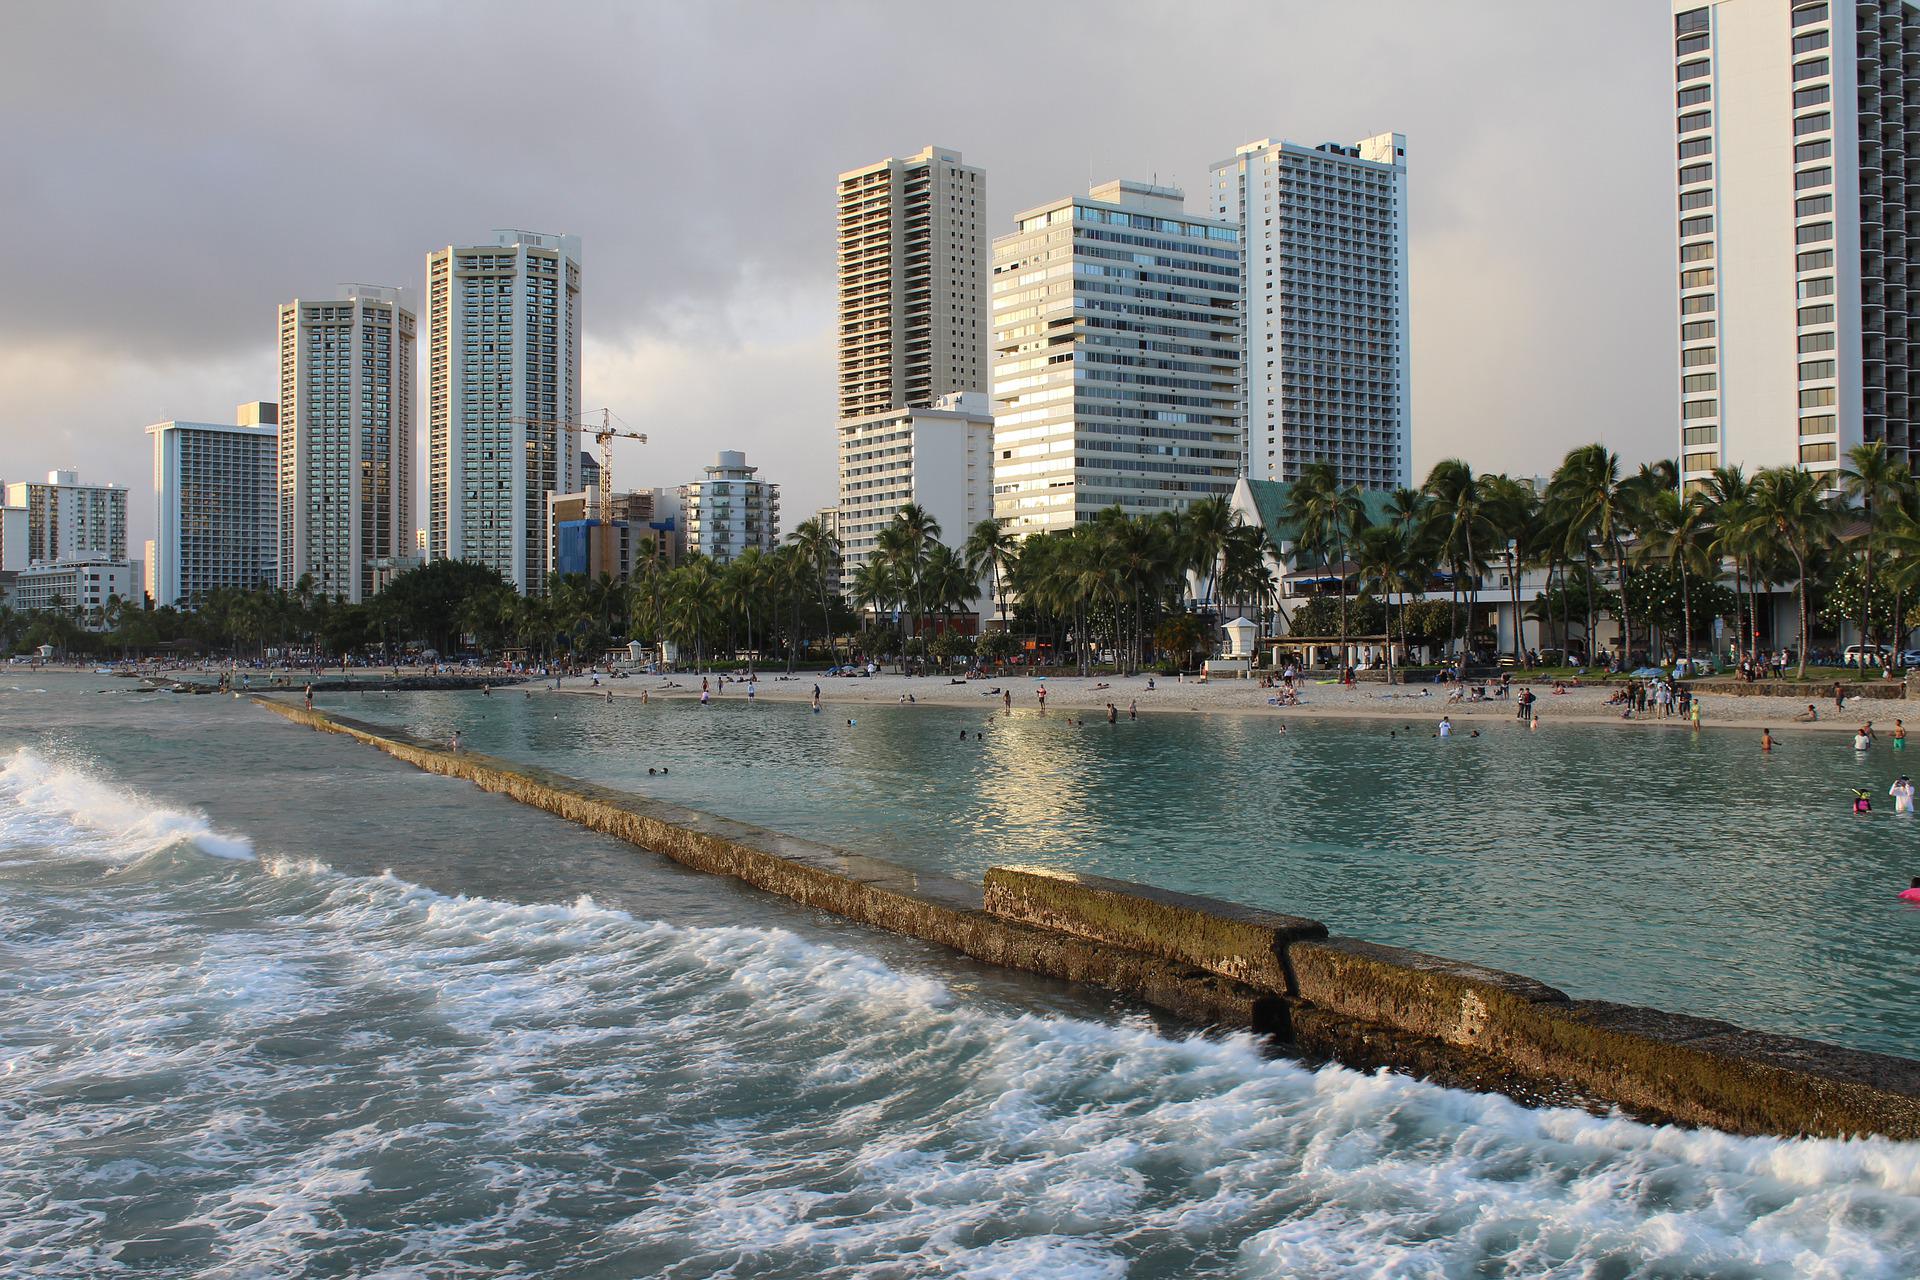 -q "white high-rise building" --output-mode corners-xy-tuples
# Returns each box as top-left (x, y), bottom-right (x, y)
(681, 451), (779, 564)
(147, 402), (279, 607)
(427, 230), (582, 593)
(837, 146), (988, 419)
(990, 180), (1243, 535)
(278, 289), (415, 602)
(3, 470), (127, 565)
(1672, 0), (1920, 490)
(838, 390), (995, 616)
(1211, 133), (1410, 489)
